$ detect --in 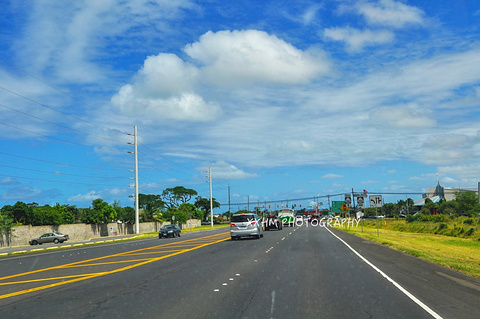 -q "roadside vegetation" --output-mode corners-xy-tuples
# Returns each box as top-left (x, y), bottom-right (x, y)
(338, 221), (480, 278)
(334, 190), (480, 278)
